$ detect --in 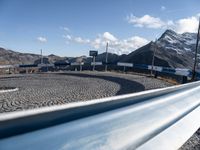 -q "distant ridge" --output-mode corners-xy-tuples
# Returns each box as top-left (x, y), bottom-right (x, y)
(0, 29), (199, 69)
